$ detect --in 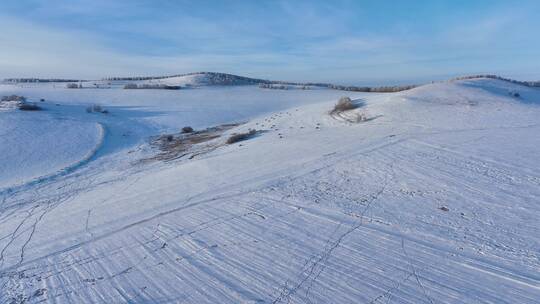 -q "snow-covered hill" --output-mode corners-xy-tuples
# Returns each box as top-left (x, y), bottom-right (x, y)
(0, 78), (539, 303)
(4, 72), (417, 92)
(95, 72), (265, 88)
